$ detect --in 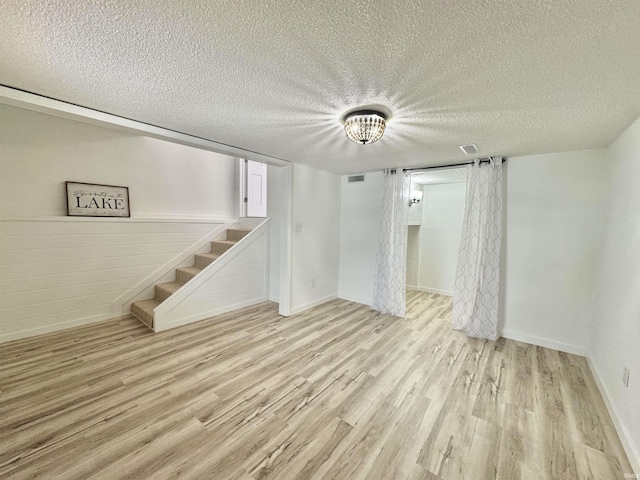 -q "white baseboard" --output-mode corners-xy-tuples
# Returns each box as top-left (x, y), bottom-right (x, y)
(501, 329), (586, 356)
(407, 285), (453, 296)
(586, 355), (640, 476)
(290, 293), (339, 316)
(0, 312), (124, 344)
(337, 293), (372, 307)
(158, 296), (268, 332)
